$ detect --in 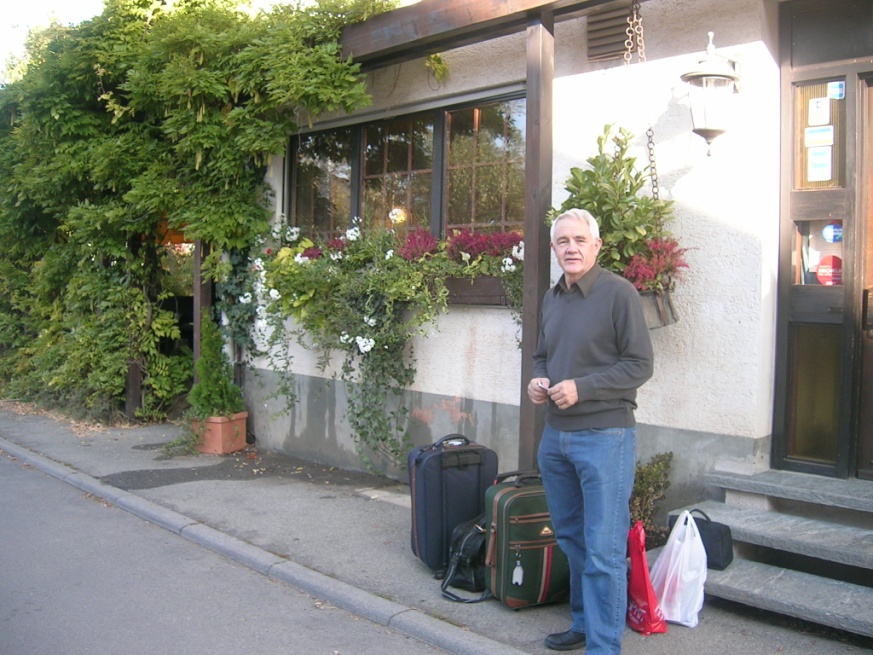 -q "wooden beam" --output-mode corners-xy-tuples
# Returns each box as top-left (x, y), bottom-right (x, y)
(518, 13), (554, 471)
(341, 0), (625, 68)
